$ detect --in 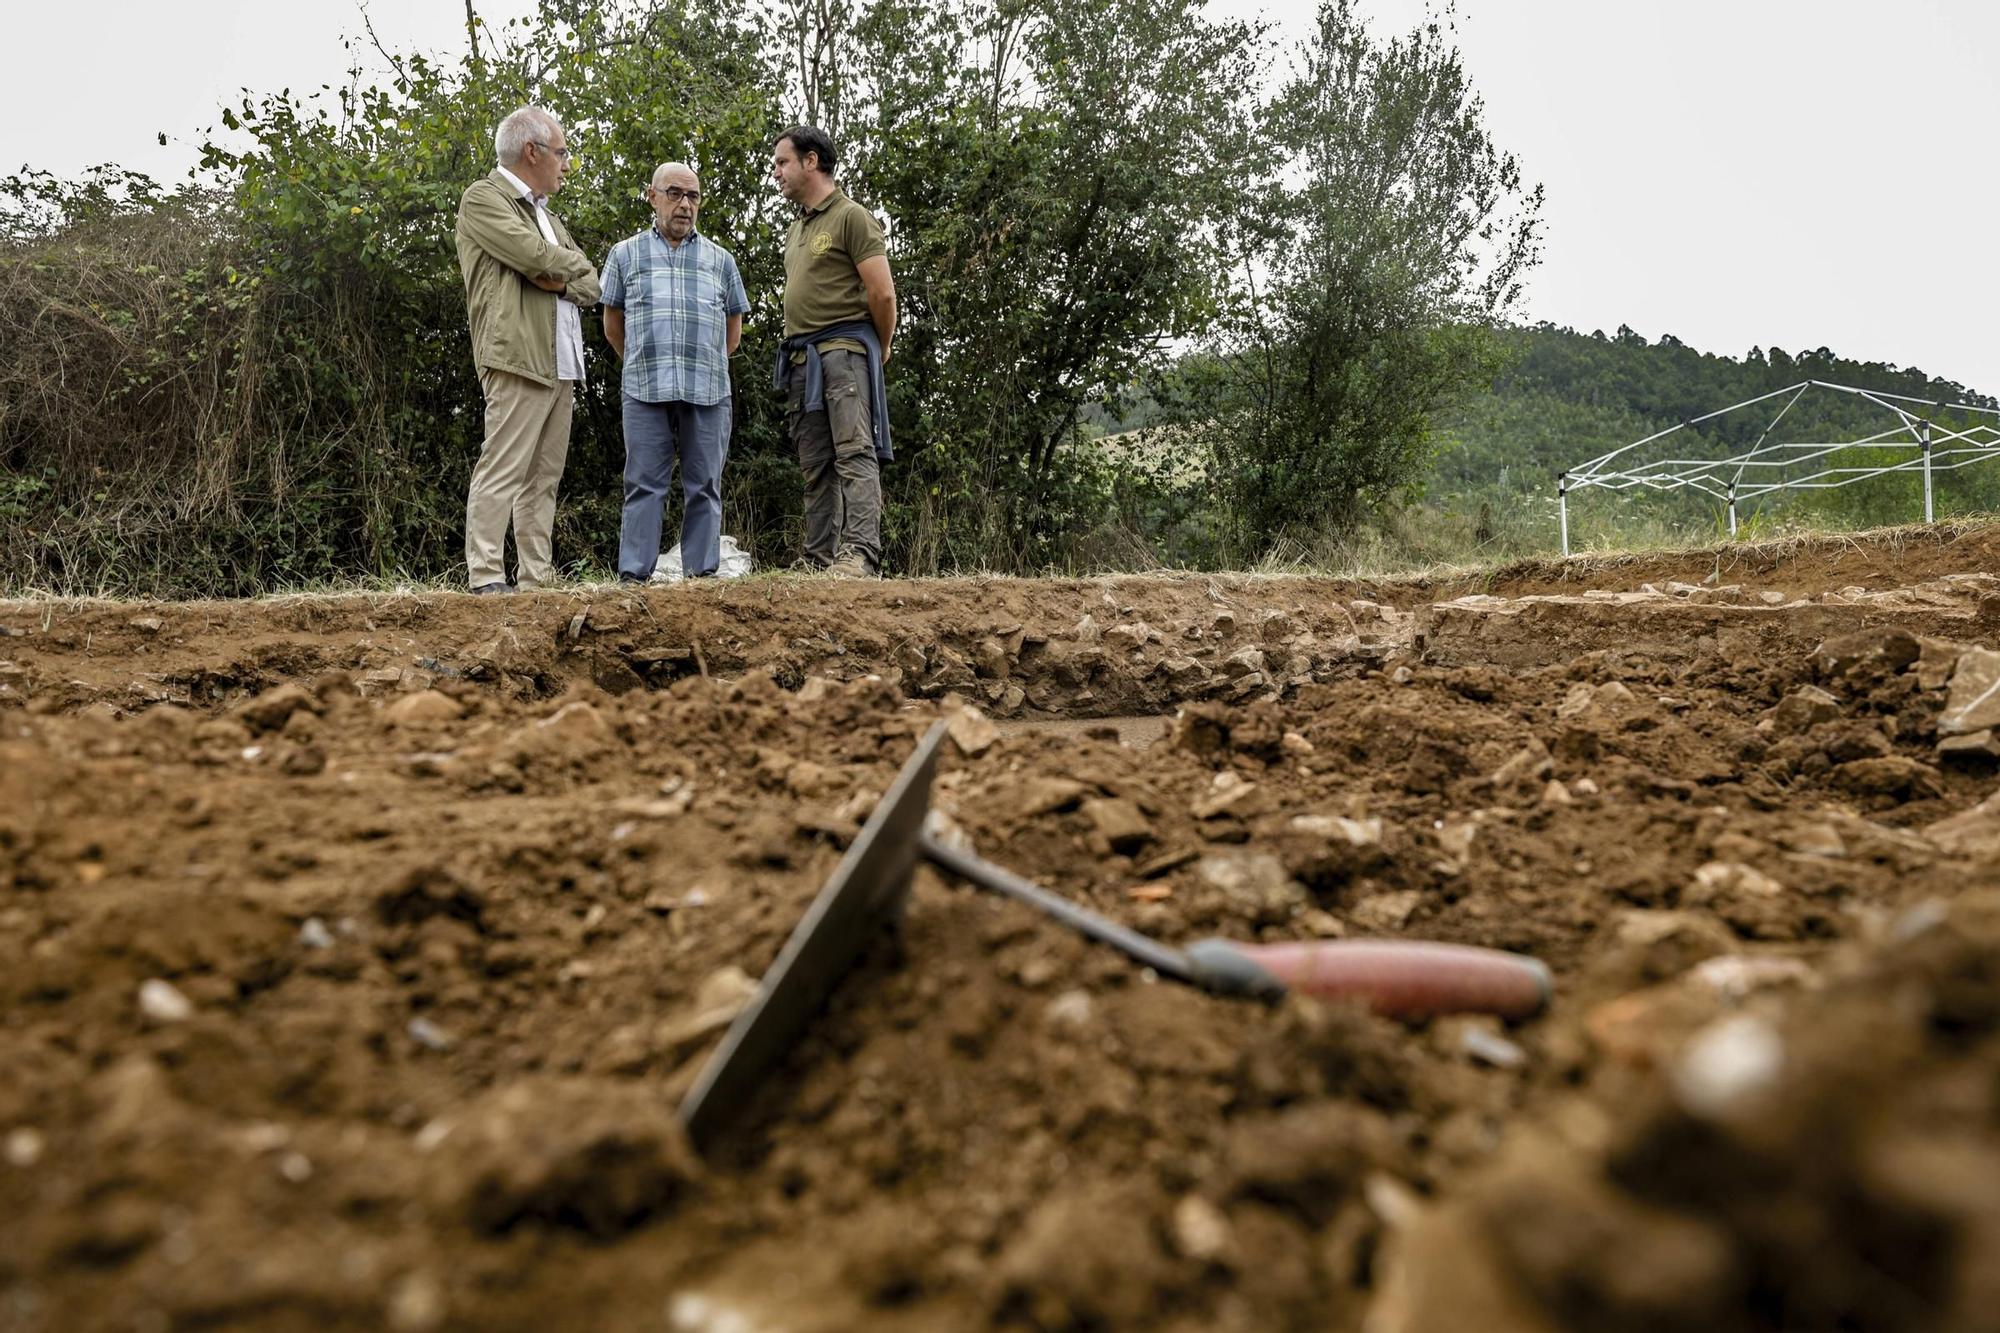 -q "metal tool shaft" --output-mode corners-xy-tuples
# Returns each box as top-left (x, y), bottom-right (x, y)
(918, 831), (1195, 983)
